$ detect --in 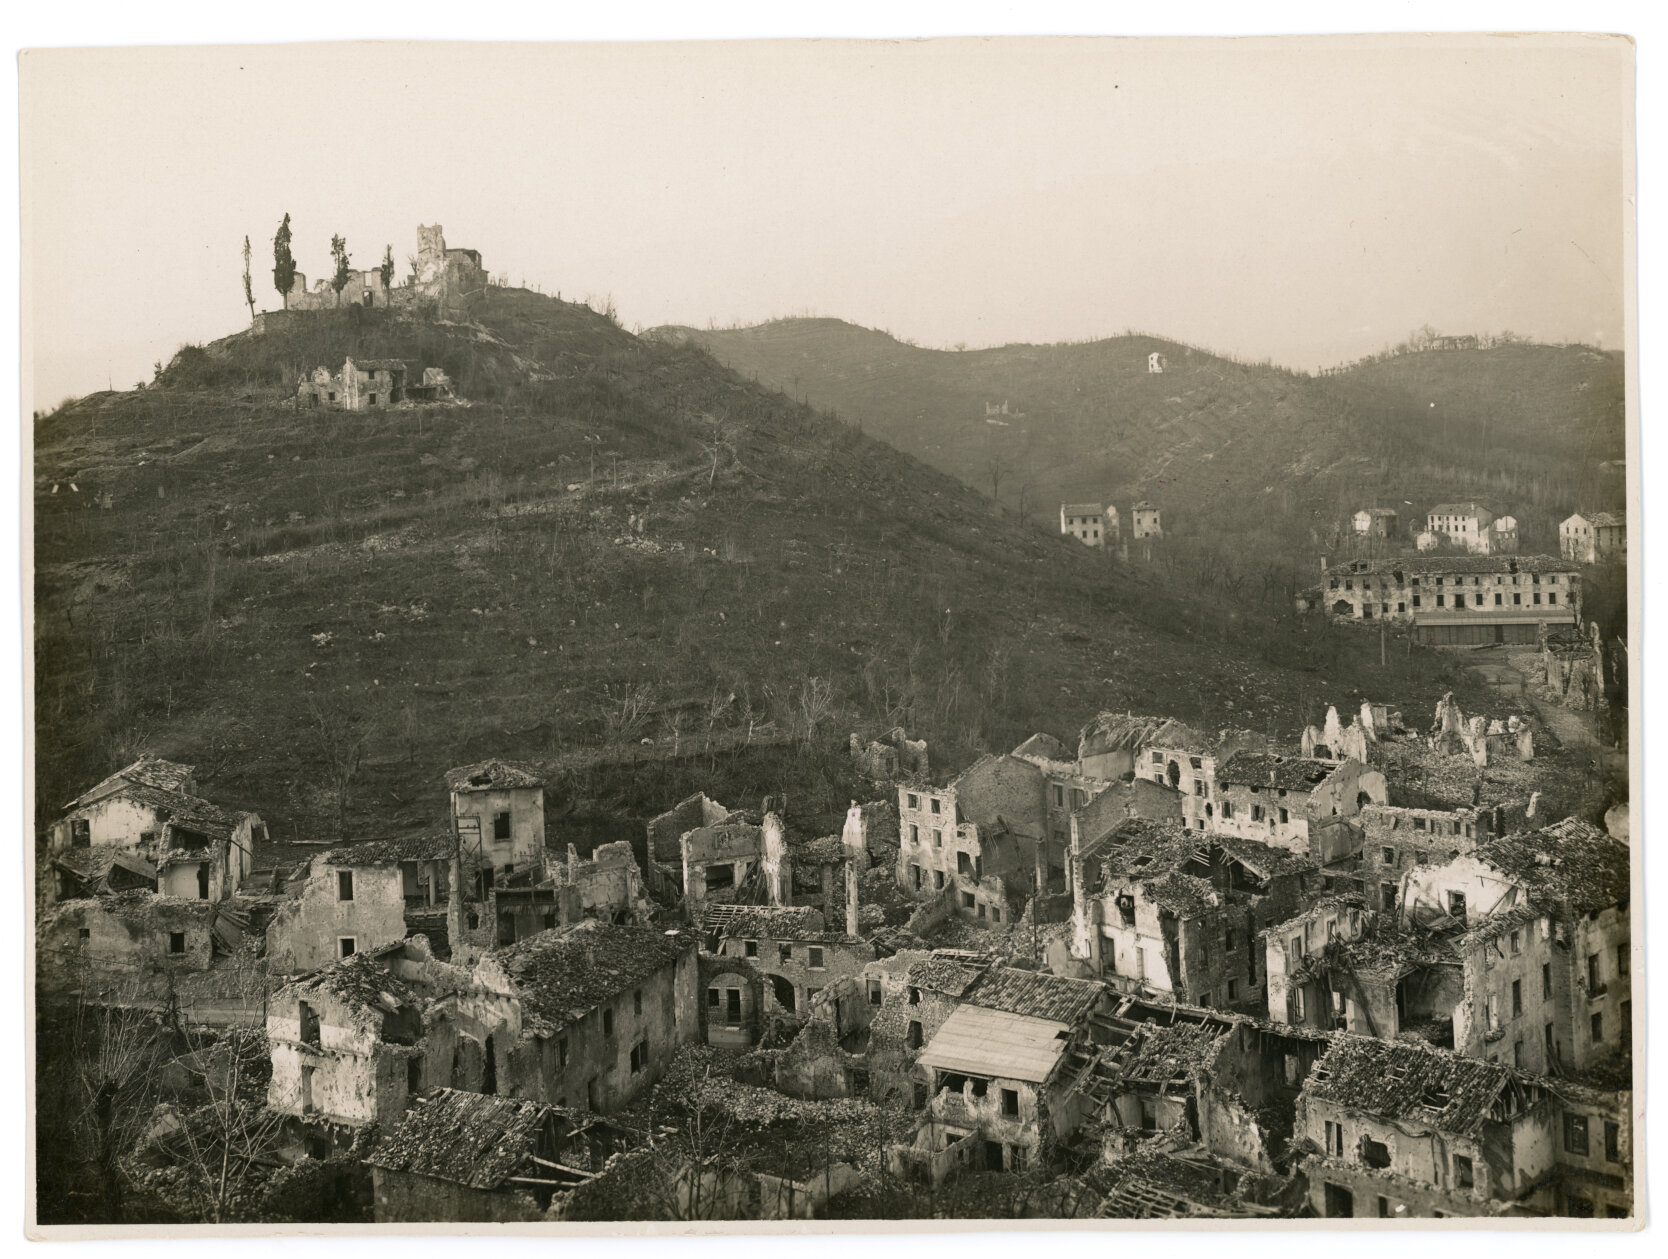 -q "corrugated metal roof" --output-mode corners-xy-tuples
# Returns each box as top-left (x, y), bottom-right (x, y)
(915, 1004), (1070, 1084)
